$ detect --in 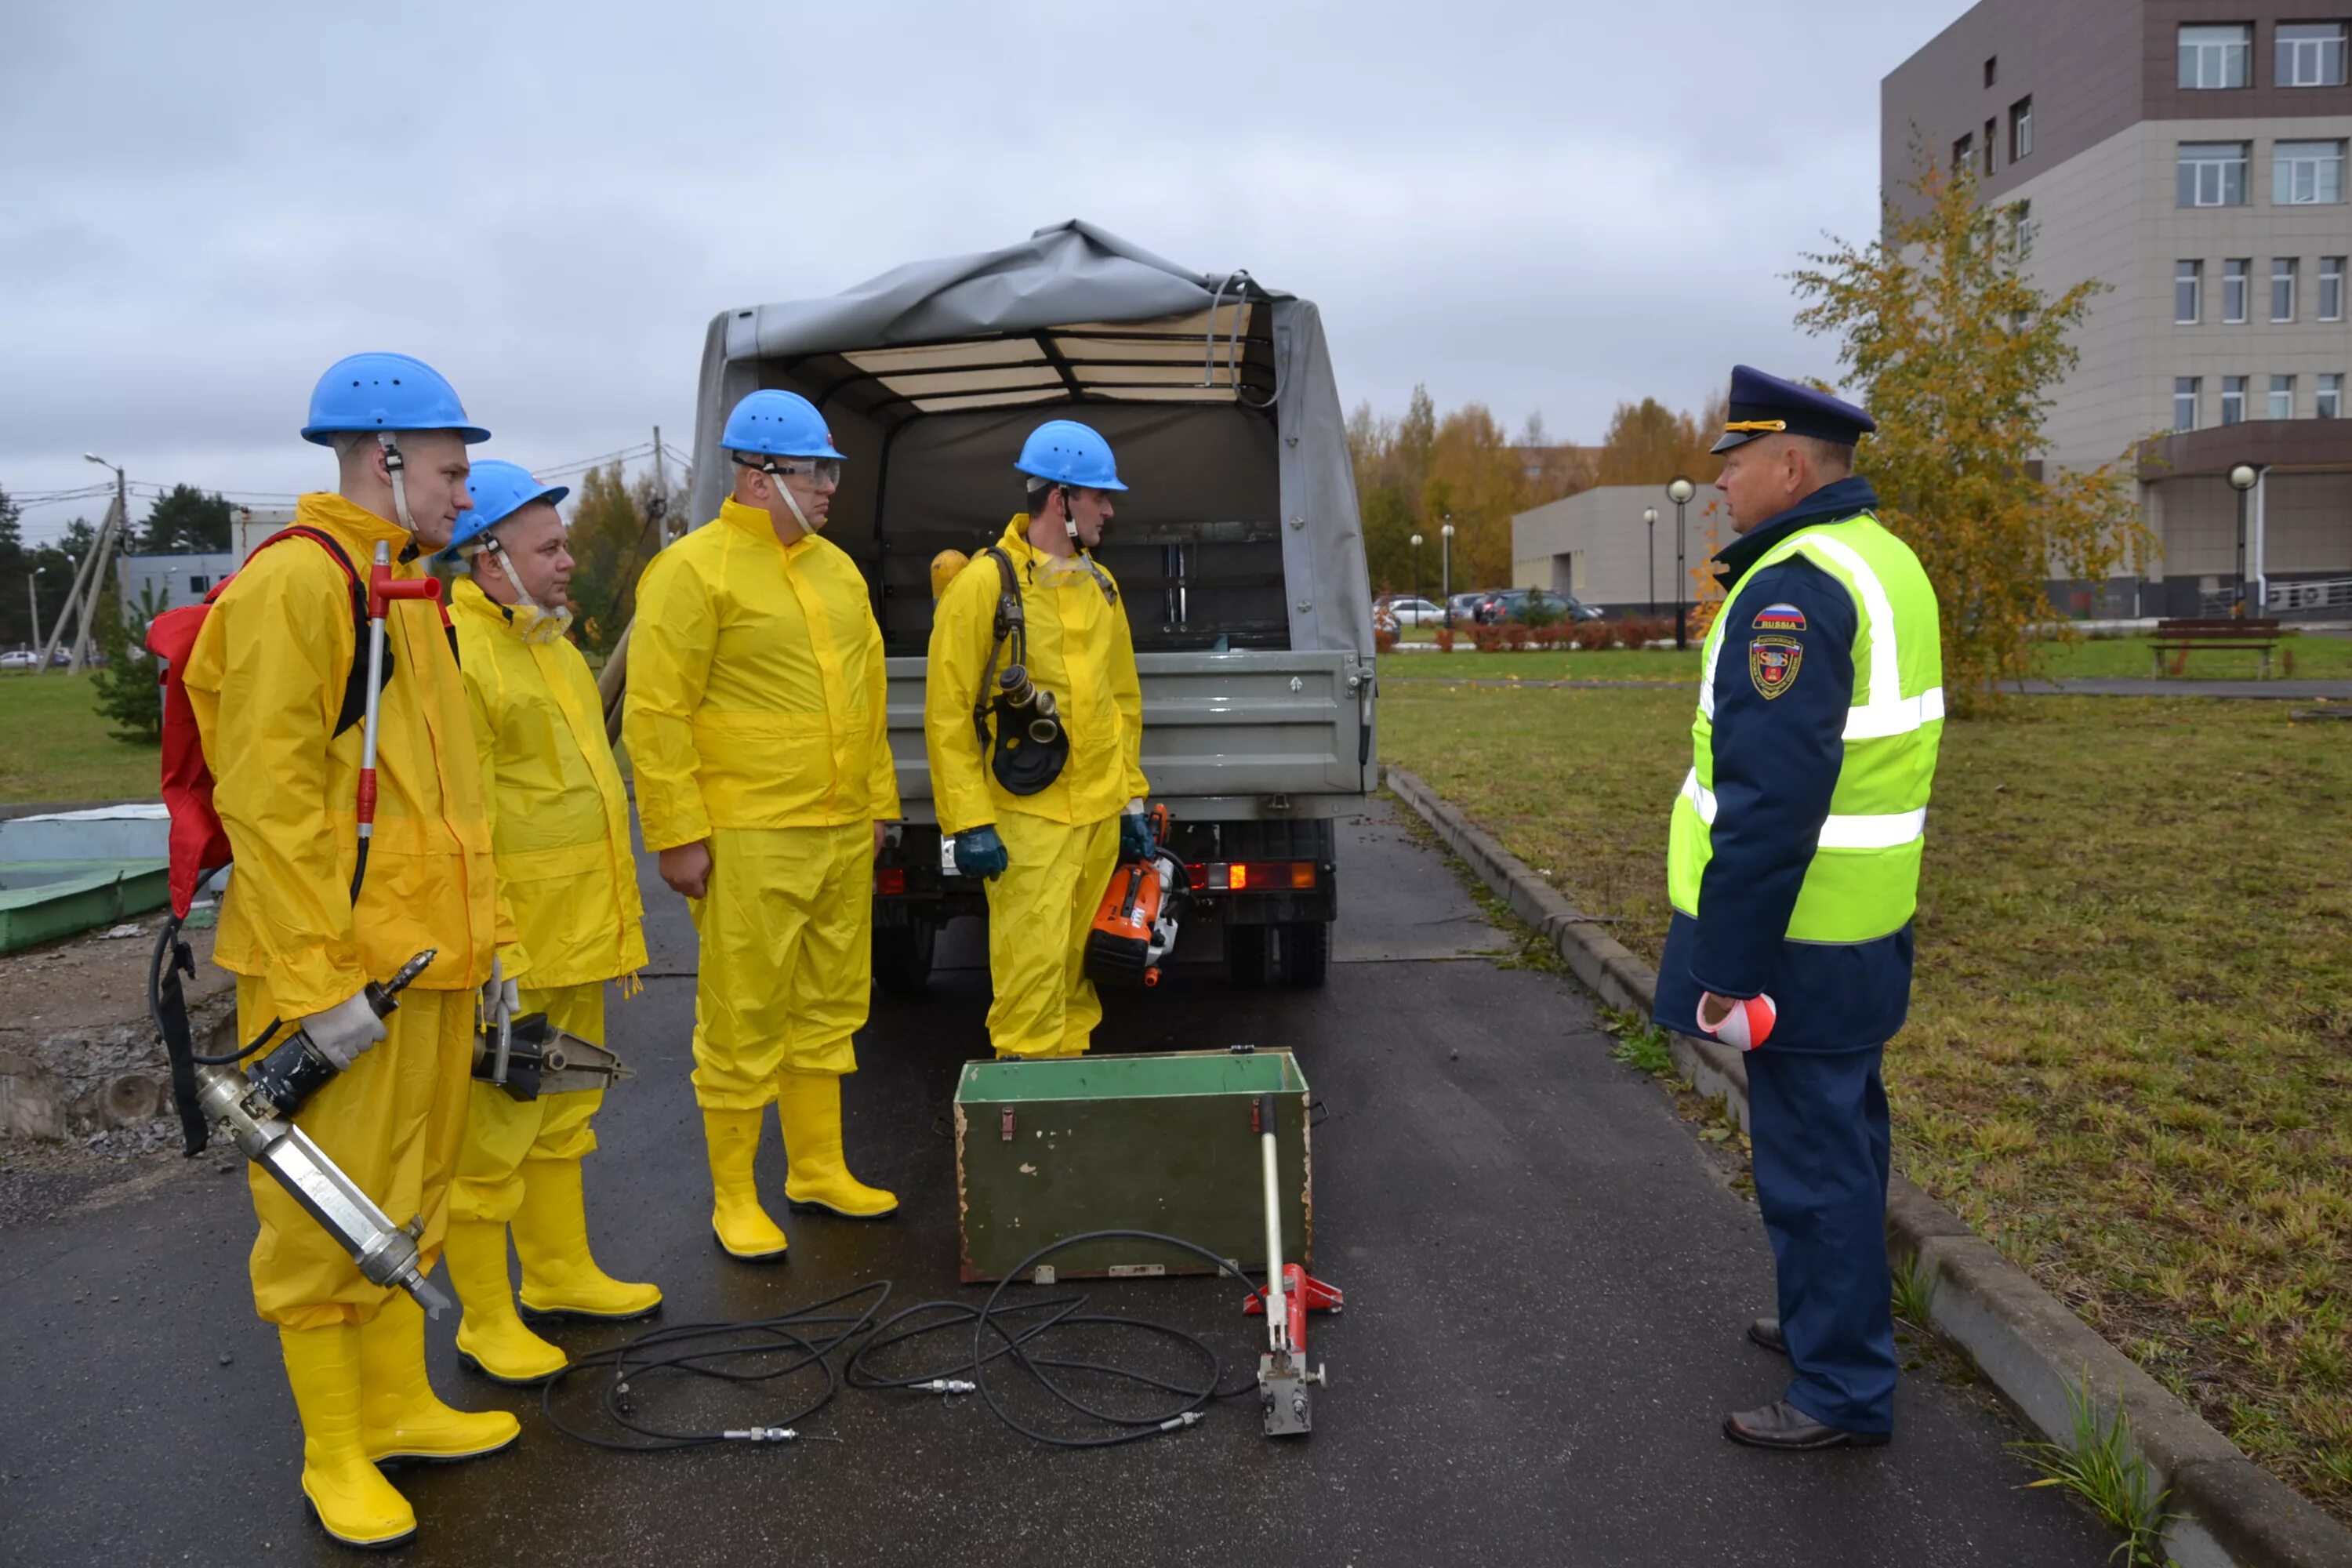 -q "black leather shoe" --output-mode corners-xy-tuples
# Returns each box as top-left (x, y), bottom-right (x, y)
(1722, 1400), (1889, 1450)
(1748, 1316), (1787, 1356)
